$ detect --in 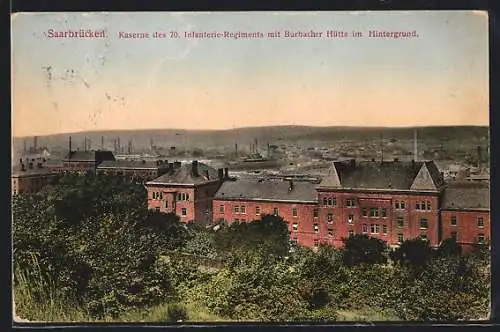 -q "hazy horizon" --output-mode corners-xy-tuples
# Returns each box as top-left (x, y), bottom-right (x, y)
(12, 11), (489, 137)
